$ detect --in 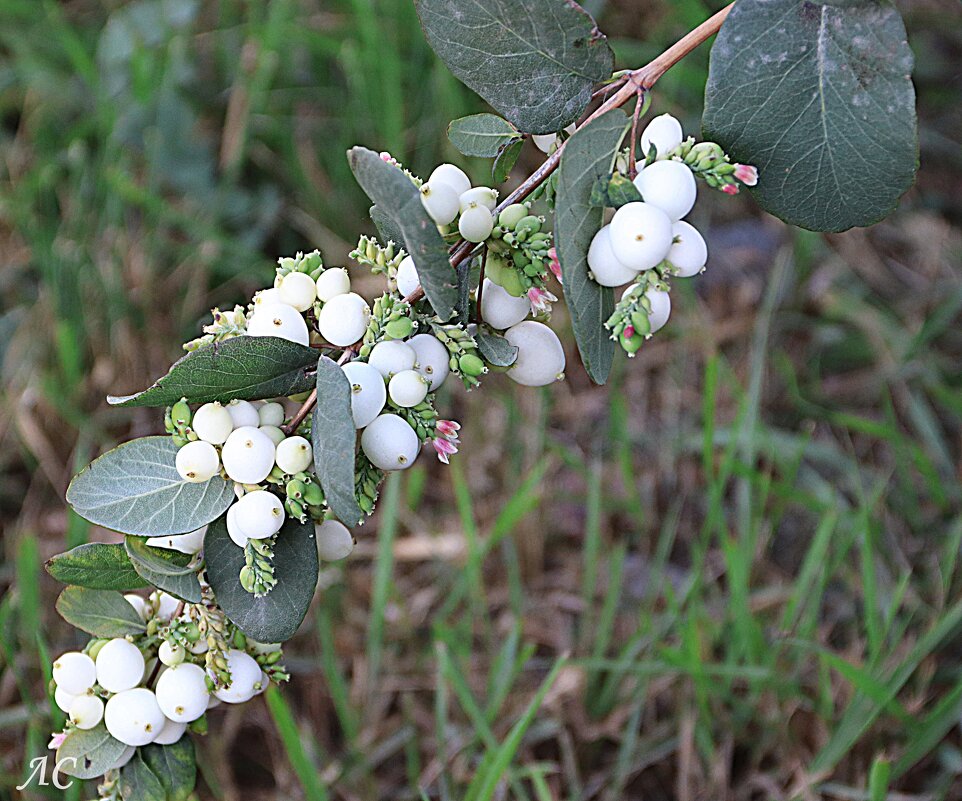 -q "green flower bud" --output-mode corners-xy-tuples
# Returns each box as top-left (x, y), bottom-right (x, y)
(302, 482), (324, 506)
(498, 203), (528, 229)
(171, 399), (191, 428)
(384, 317), (414, 340)
(515, 215), (542, 235)
(458, 353), (486, 377)
(85, 639), (109, 661)
(286, 479), (306, 500)
(620, 330), (644, 355)
(184, 622), (201, 643)
(630, 311), (651, 337)
(189, 714), (208, 735)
